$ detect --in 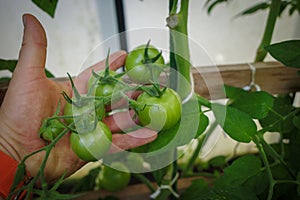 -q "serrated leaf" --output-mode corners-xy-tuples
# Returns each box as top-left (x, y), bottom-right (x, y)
(212, 103), (257, 143)
(265, 40), (300, 69)
(32, 0), (58, 18)
(229, 91), (274, 119)
(215, 155), (261, 187)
